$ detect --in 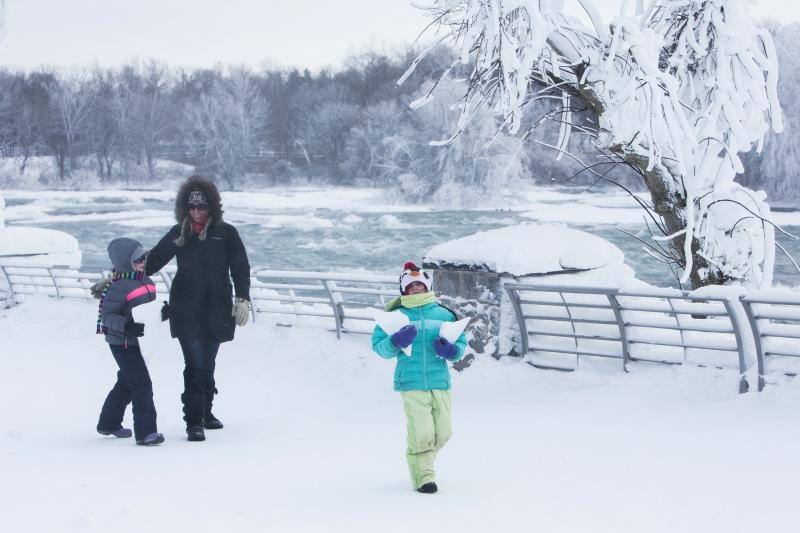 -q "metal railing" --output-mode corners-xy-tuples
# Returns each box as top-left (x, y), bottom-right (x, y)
(4, 262), (800, 392)
(249, 269), (397, 338)
(0, 263), (397, 338)
(0, 264), (172, 302)
(505, 283), (753, 393)
(740, 293), (800, 391)
(0, 264), (103, 301)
